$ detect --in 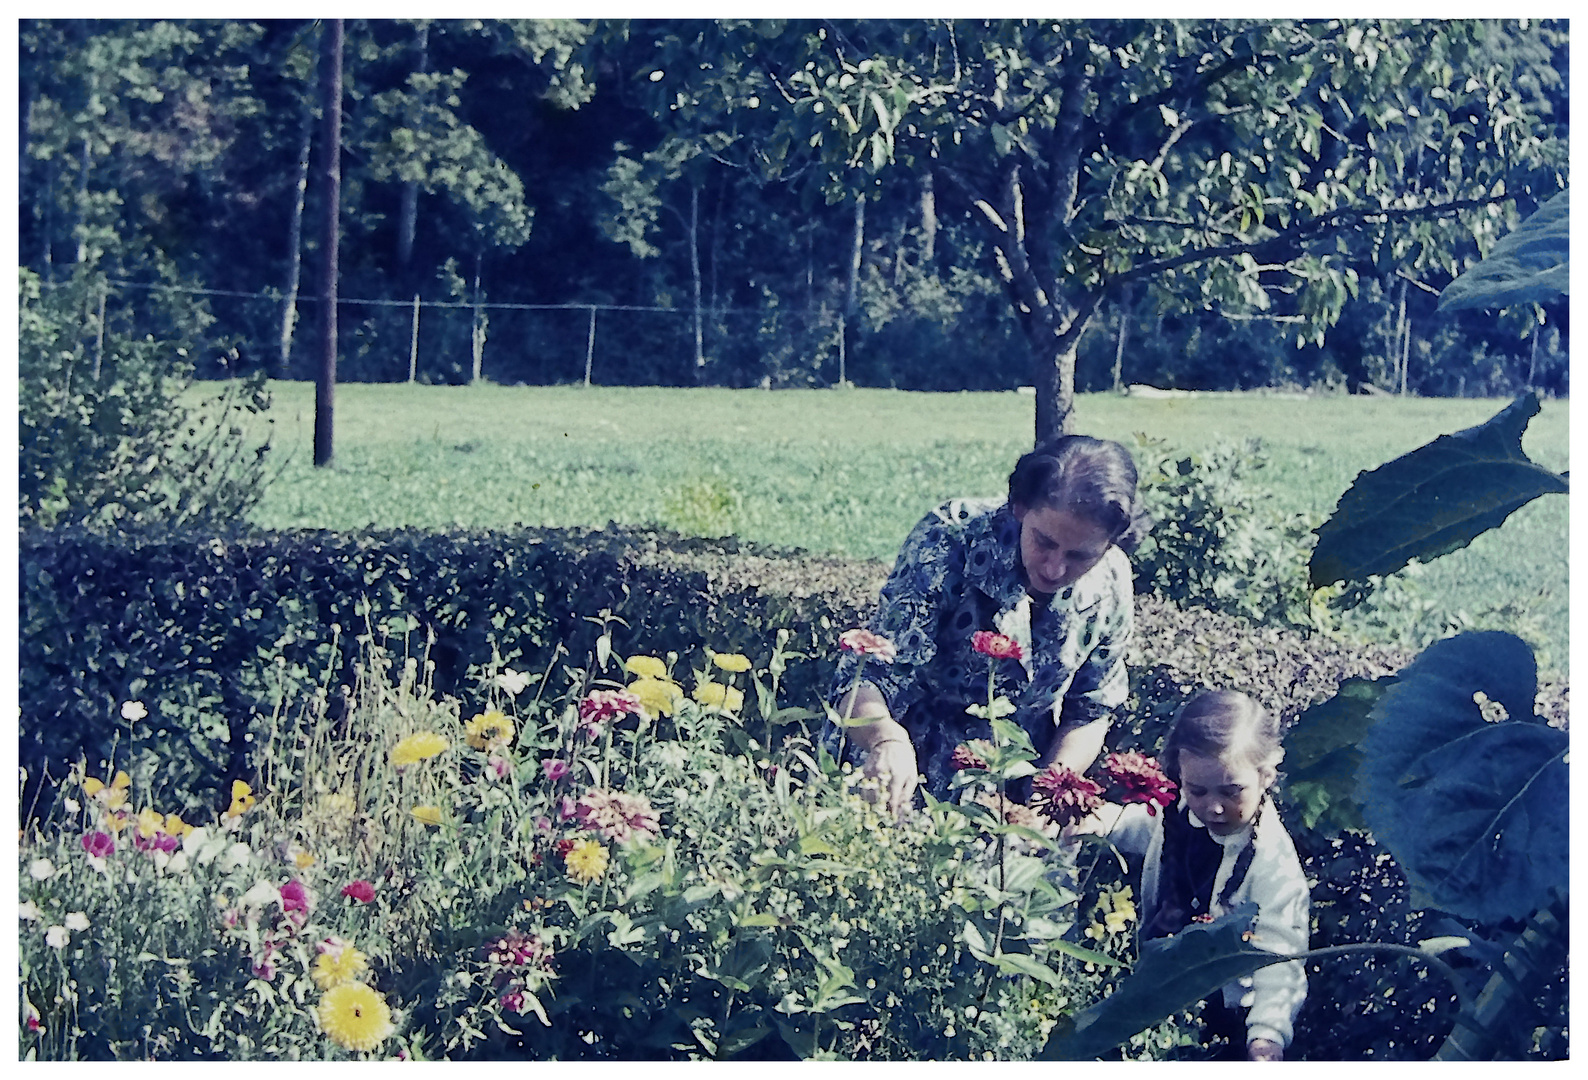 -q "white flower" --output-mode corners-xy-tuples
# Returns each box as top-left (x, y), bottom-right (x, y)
(63, 797), (81, 814)
(241, 879), (280, 910)
(496, 668), (531, 695)
(221, 841), (252, 871)
(28, 858), (55, 881)
(121, 700), (148, 722)
(183, 825), (211, 855)
(19, 900), (43, 922)
(64, 912), (89, 932)
(45, 926), (69, 949)
(166, 849), (190, 874)
(85, 855), (107, 875)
